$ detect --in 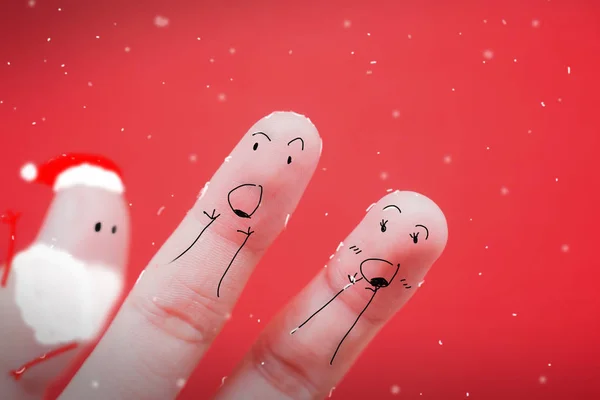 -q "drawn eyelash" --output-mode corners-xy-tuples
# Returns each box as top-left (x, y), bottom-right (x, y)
(380, 219), (388, 233)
